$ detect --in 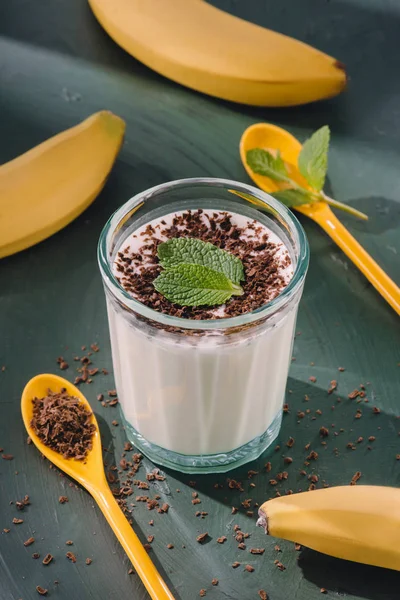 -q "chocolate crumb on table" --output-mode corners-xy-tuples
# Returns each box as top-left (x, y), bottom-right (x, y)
(350, 471), (362, 485)
(42, 554), (53, 565)
(250, 548), (265, 555)
(258, 591), (268, 600)
(167, 543), (174, 549)
(66, 551), (77, 563)
(245, 564), (255, 572)
(211, 578), (218, 586)
(30, 389), (96, 460)
(196, 532), (209, 544)
(217, 536), (227, 544)
(24, 537), (35, 547)
(36, 586), (48, 596)
(59, 496), (69, 504)
(16, 495), (30, 510)
(274, 560), (286, 571)
(85, 558), (92, 565)
(199, 590), (207, 597)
